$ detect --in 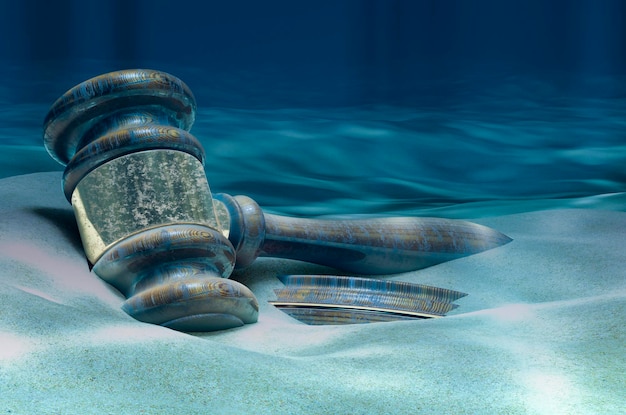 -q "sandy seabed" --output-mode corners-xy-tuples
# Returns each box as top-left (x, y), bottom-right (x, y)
(0, 172), (624, 414)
